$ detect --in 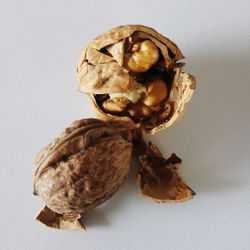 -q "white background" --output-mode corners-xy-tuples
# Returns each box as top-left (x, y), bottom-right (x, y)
(0, 0), (250, 249)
